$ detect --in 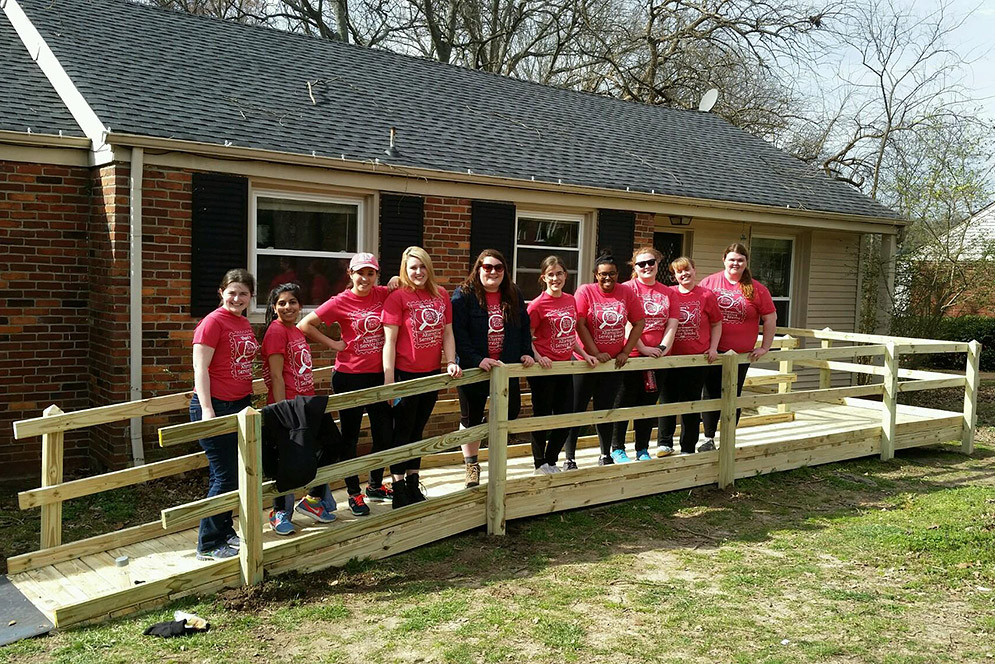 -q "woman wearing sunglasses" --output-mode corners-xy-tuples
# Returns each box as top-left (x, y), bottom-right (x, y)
(563, 253), (645, 469)
(451, 249), (534, 488)
(697, 242), (777, 451)
(610, 247), (678, 462)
